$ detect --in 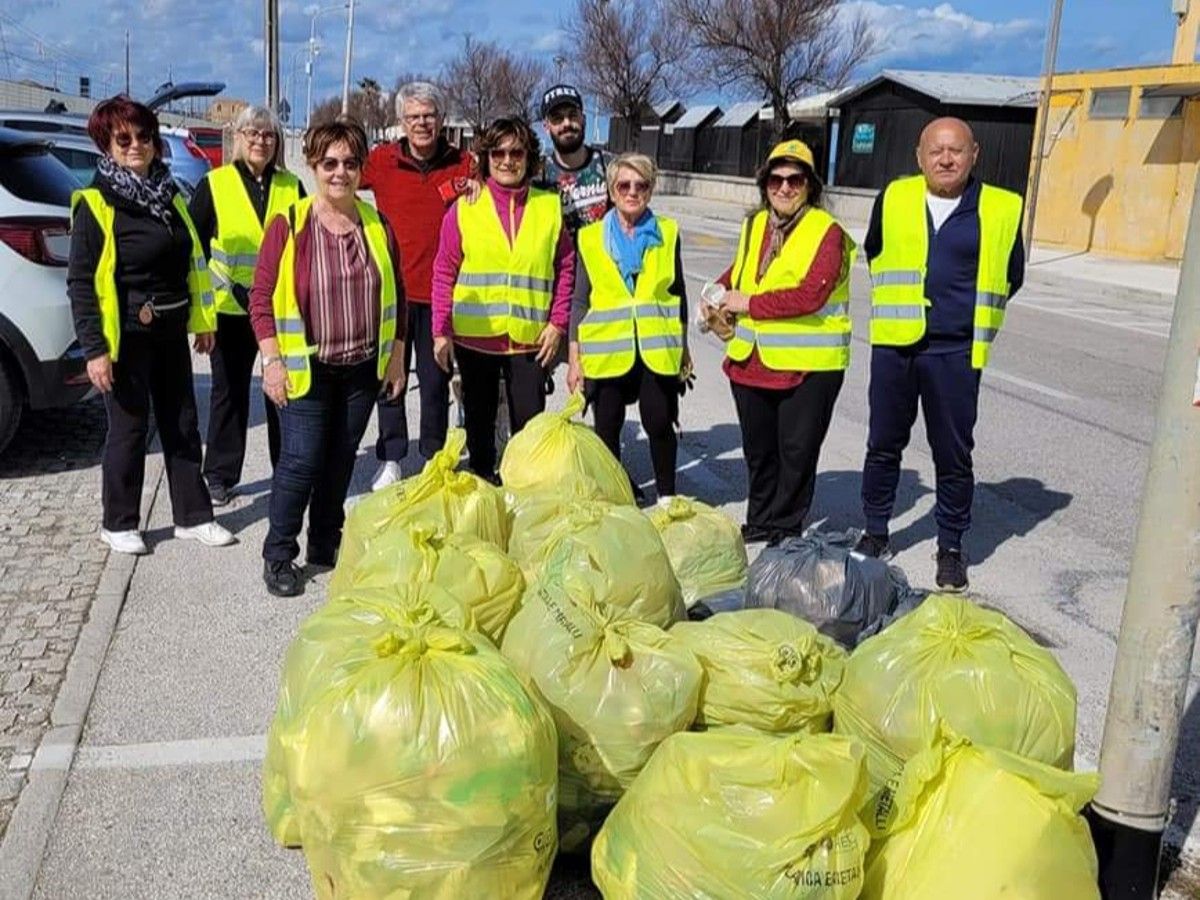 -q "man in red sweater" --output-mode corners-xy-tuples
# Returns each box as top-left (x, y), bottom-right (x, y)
(362, 80), (476, 490)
